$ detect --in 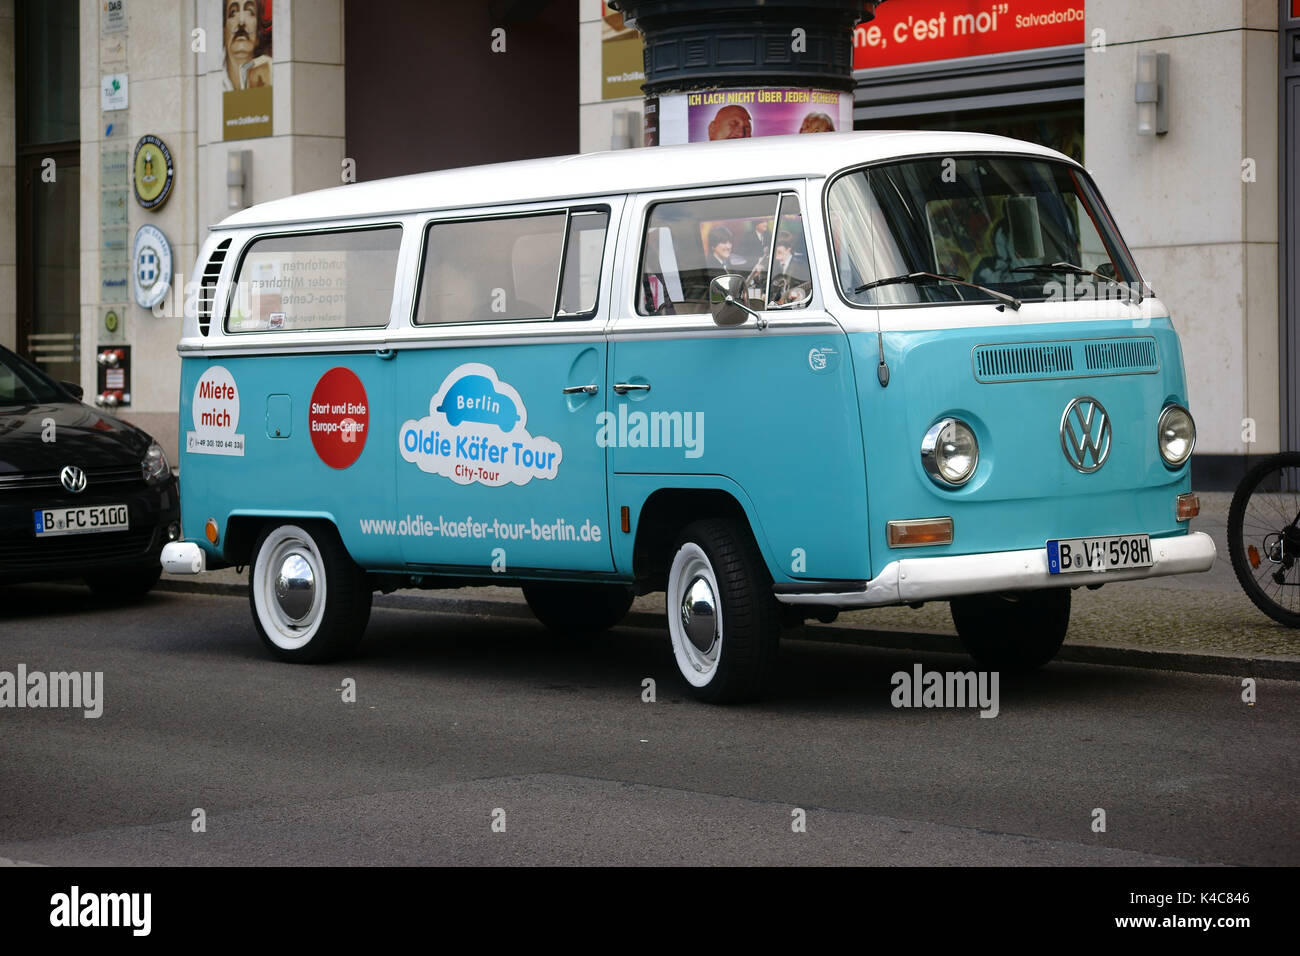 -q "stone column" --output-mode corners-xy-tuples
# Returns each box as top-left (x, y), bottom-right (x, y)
(1084, 1), (1280, 476)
